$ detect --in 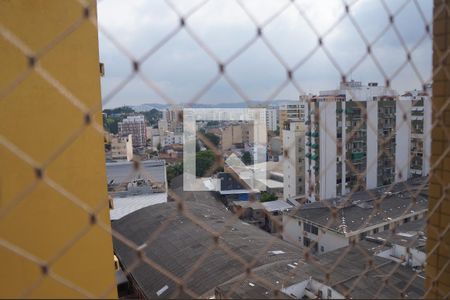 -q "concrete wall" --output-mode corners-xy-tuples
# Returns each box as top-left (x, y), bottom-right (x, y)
(395, 100), (412, 182)
(282, 215), (349, 254)
(319, 101), (337, 200)
(366, 100), (378, 189)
